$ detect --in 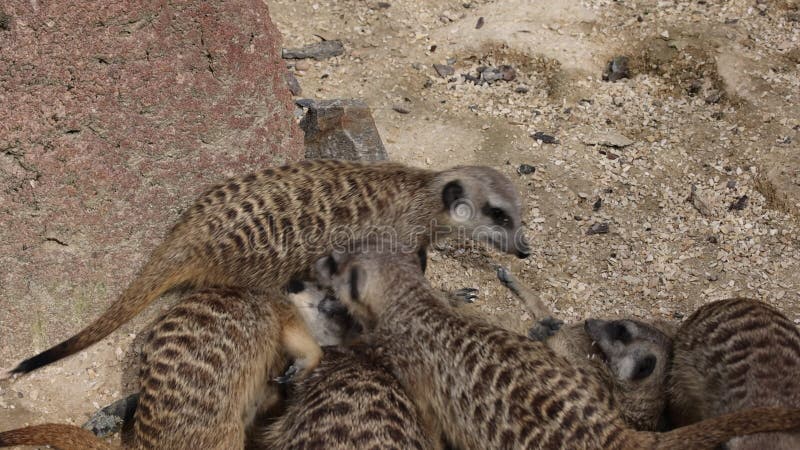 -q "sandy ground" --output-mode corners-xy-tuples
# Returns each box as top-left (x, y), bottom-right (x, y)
(2, 0), (799, 444)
